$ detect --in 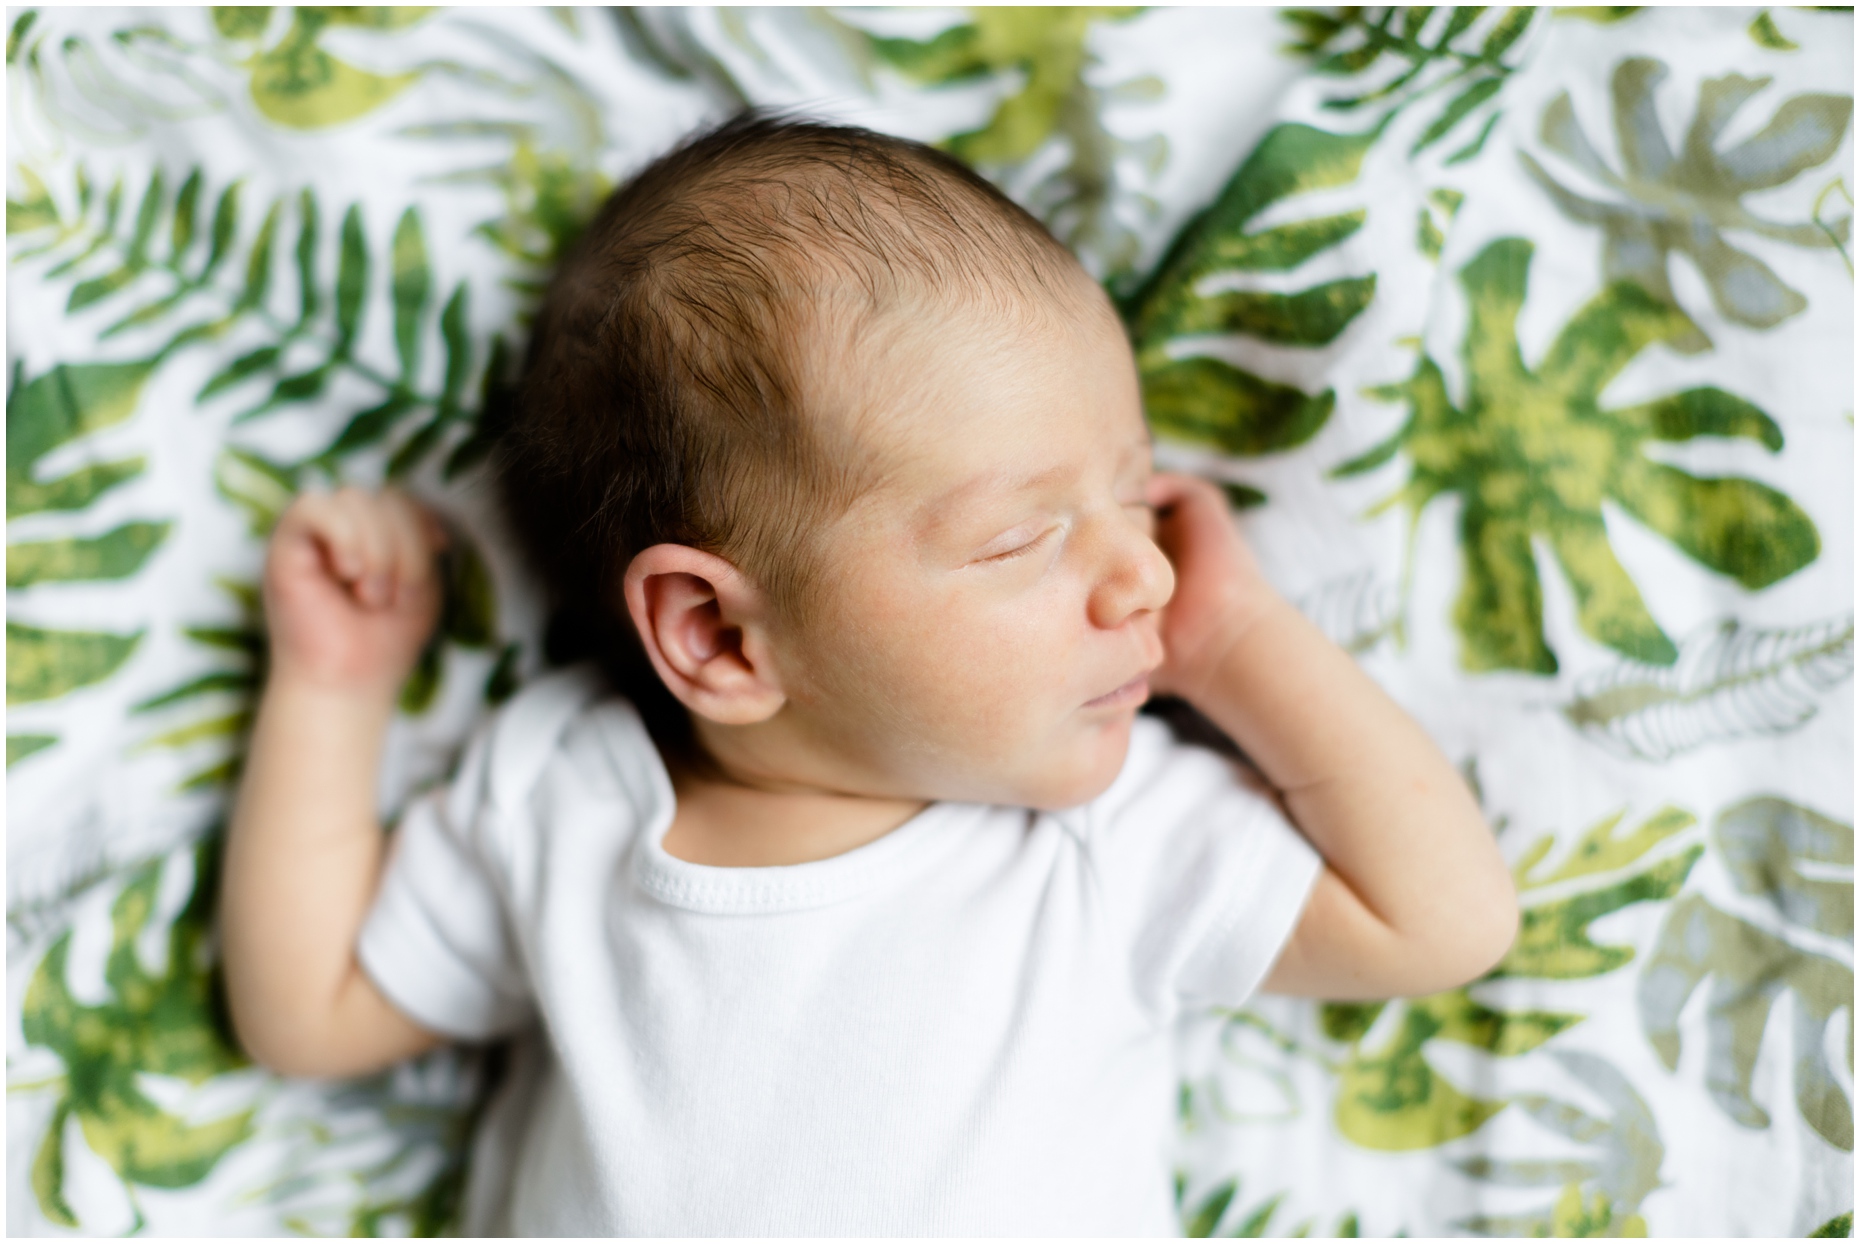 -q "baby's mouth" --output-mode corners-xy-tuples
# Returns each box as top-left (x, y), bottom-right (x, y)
(1083, 674), (1150, 710)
